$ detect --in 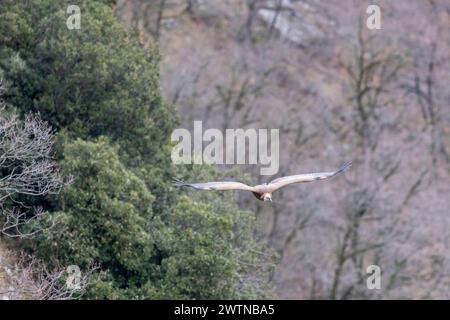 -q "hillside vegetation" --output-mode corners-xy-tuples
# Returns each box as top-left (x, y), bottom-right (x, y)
(0, 0), (449, 299)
